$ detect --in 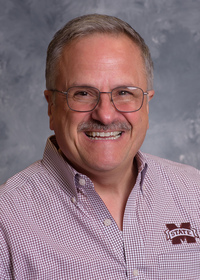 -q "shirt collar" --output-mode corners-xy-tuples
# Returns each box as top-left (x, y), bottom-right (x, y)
(135, 151), (148, 192)
(42, 135), (79, 198)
